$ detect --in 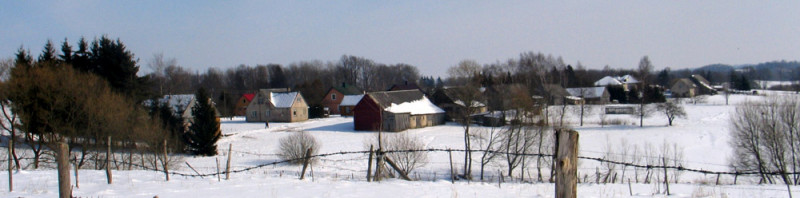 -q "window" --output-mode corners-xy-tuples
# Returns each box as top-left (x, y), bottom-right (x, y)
(293, 110), (297, 117)
(332, 94), (336, 100)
